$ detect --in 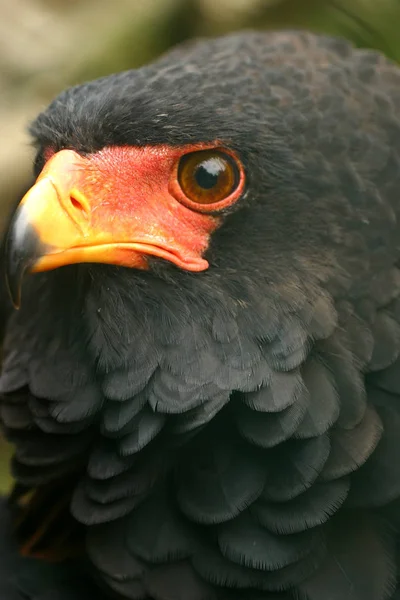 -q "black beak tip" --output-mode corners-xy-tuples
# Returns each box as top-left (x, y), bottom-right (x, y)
(4, 210), (43, 309)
